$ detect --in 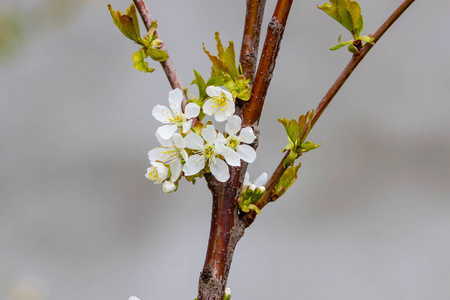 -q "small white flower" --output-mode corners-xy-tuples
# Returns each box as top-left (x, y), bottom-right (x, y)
(217, 115), (257, 163)
(152, 88), (200, 139)
(145, 161), (169, 184)
(148, 132), (188, 182)
(203, 86), (235, 122)
(162, 180), (176, 193)
(225, 288), (231, 297)
(183, 125), (240, 182)
(129, 297), (141, 300)
(244, 171), (268, 188)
